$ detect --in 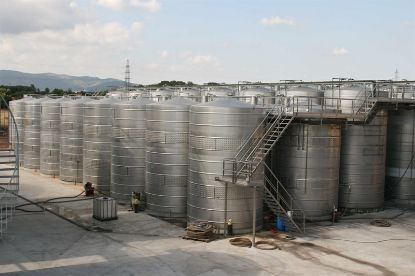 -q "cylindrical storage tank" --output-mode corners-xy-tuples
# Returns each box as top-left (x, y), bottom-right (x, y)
(188, 99), (264, 233)
(9, 97), (28, 166)
(179, 88), (202, 102)
(60, 97), (91, 183)
(149, 89), (174, 102)
(274, 124), (341, 221)
(203, 87), (235, 102)
(145, 97), (194, 218)
(111, 98), (152, 202)
(239, 86), (275, 106)
(339, 110), (388, 212)
(324, 84), (366, 113)
(40, 98), (67, 176)
(83, 98), (115, 193)
(281, 85), (323, 112)
(23, 98), (47, 169)
(386, 108), (415, 207)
